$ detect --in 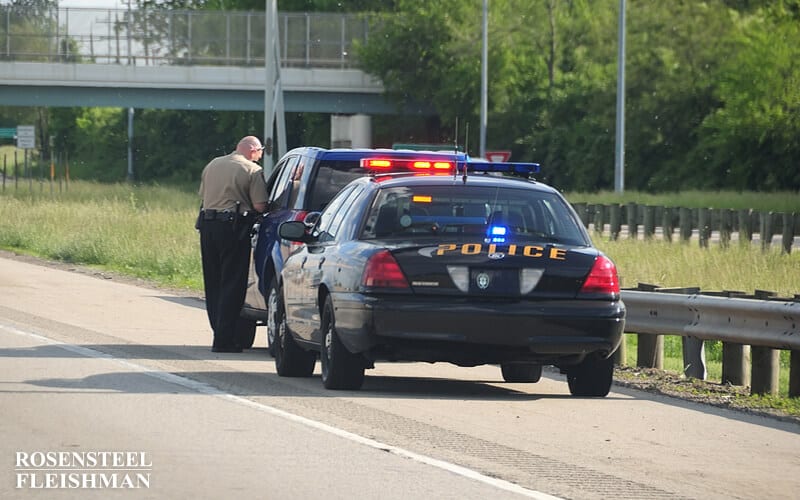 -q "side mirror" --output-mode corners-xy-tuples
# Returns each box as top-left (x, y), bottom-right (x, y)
(278, 220), (309, 242)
